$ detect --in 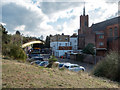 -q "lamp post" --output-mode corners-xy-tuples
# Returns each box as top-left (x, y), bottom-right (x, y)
(93, 47), (96, 64)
